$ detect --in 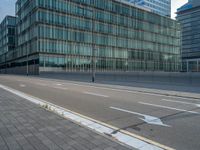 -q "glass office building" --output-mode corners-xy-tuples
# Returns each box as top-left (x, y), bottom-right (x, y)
(1, 0), (180, 74)
(177, 0), (200, 72)
(123, 0), (171, 17)
(0, 16), (17, 73)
